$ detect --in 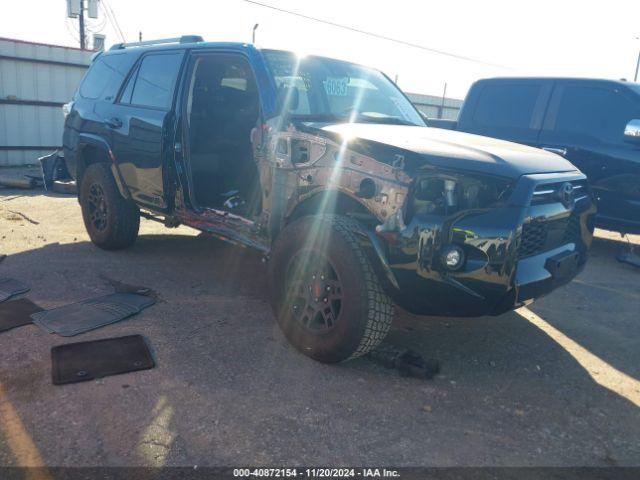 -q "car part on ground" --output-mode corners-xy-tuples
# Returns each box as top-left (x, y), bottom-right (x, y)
(616, 240), (640, 269)
(269, 215), (393, 363)
(0, 174), (38, 190)
(368, 343), (441, 380)
(39, 150), (72, 191)
(0, 278), (30, 302)
(31, 292), (155, 337)
(0, 298), (43, 333)
(79, 163), (140, 250)
(99, 274), (158, 298)
(51, 179), (77, 195)
(51, 334), (155, 385)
